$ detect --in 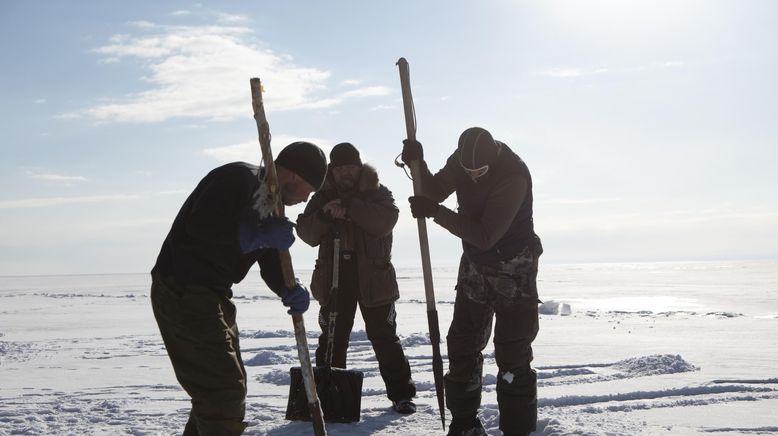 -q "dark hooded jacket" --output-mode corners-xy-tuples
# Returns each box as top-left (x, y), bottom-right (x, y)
(419, 143), (539, 265)
(151, 162), (285, 297)
(296, 164), (400, 307)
